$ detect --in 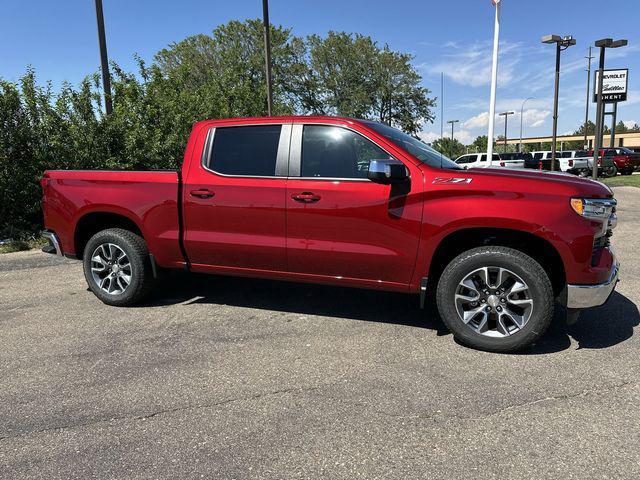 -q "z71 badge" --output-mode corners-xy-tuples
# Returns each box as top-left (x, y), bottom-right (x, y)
(432, 177), (473, 185)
